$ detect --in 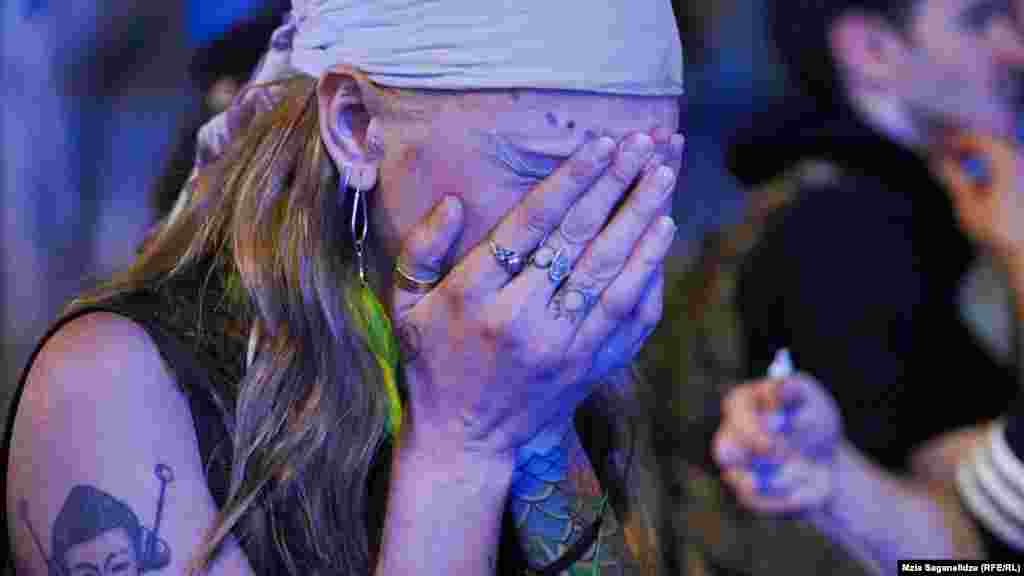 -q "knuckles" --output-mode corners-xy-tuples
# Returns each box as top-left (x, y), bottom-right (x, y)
(522, 203), (561, 238)
(558, 212), (602, 247)
(577, 250), (625, 284)
(522, 340), (565, 373)
(567, 154), (603, 185)
(598, 291), (634, 325)
(607, 162), (638, 187)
